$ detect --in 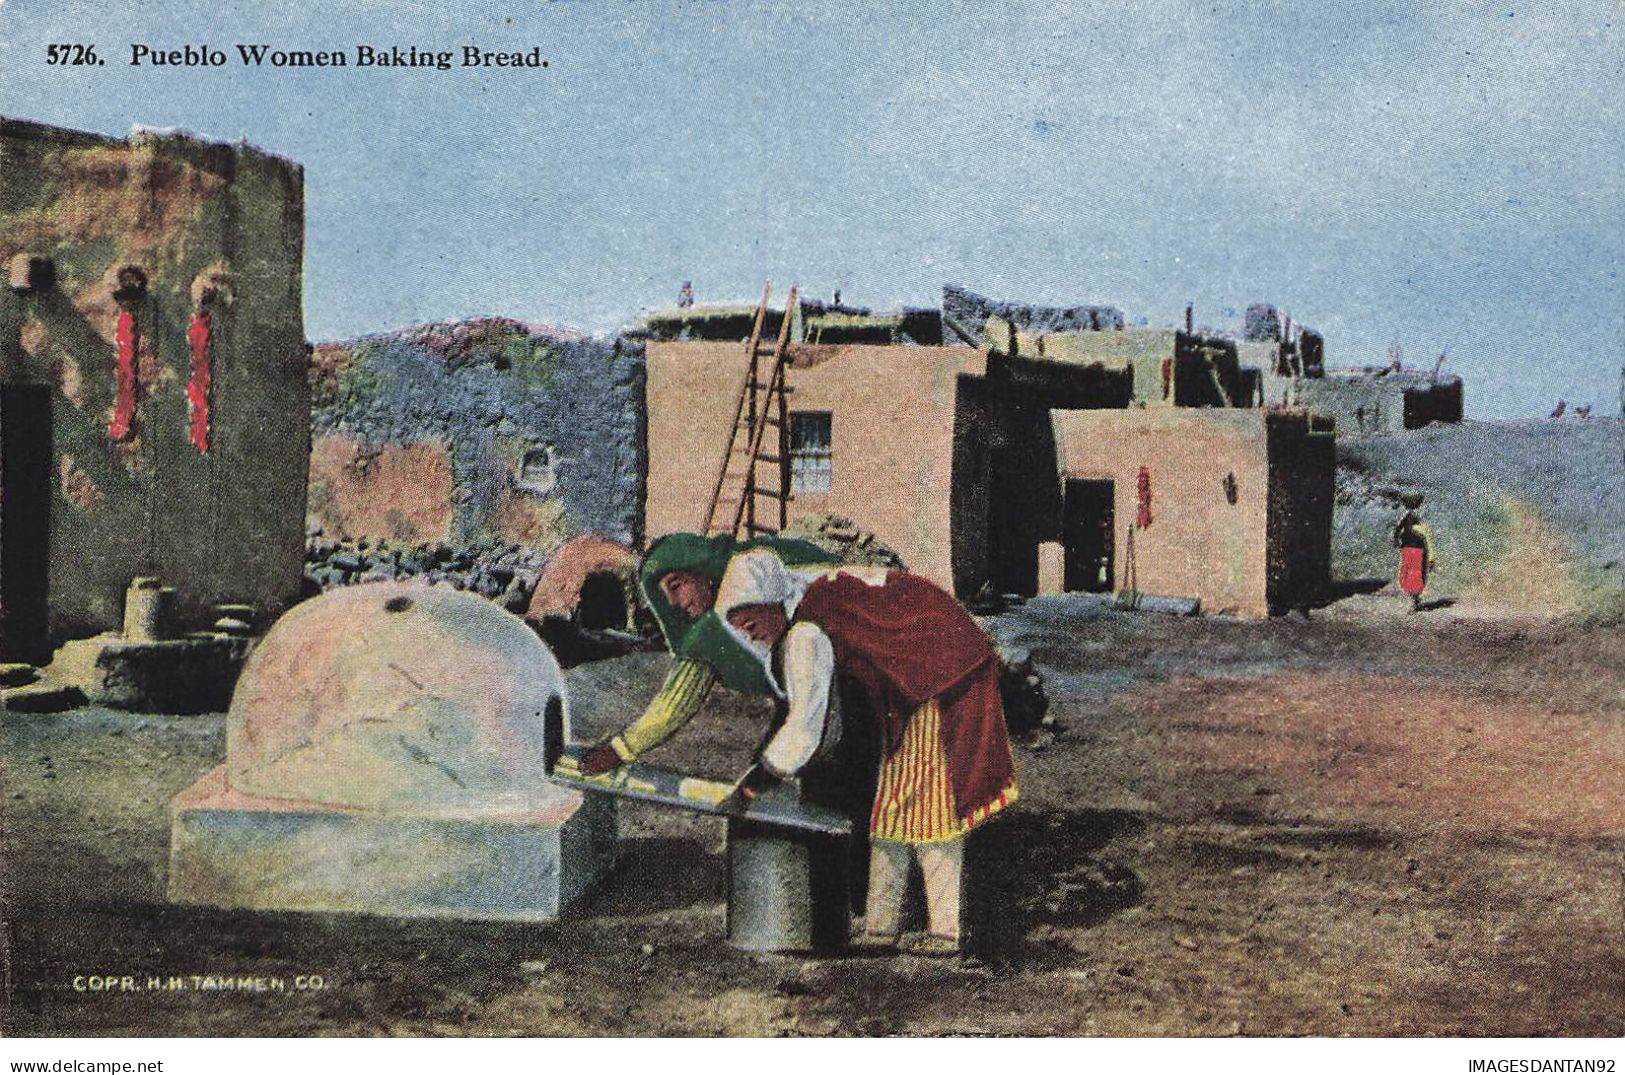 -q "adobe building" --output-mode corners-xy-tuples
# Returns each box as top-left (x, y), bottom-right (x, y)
(0, 118), (309, 664)
(647, 341), (991, 589)
(1287, 367), (1464, 433)
(1244, 302), (1464, 432)
(645, 294), (943, 347)
(643, 287), (1335, 615)
(1051, 408), (1334, 617)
